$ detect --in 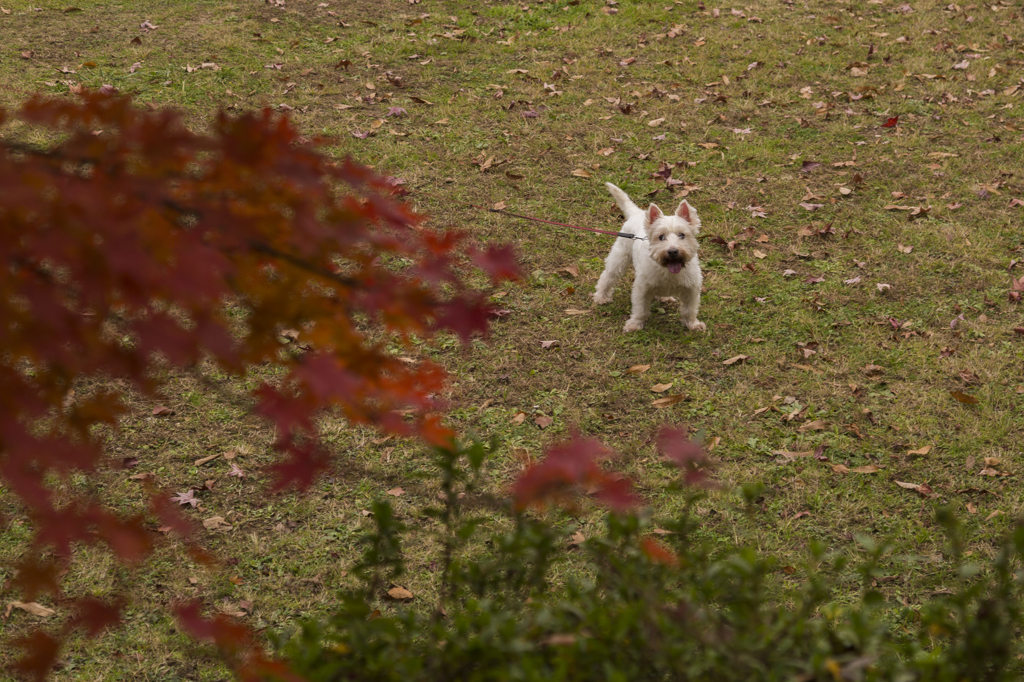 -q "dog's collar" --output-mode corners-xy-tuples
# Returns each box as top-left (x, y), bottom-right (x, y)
(618, 232), (648, 241)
